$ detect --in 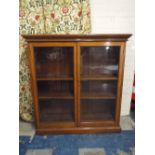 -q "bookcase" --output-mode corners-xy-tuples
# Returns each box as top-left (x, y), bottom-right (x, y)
(23, 34), (131, 134)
